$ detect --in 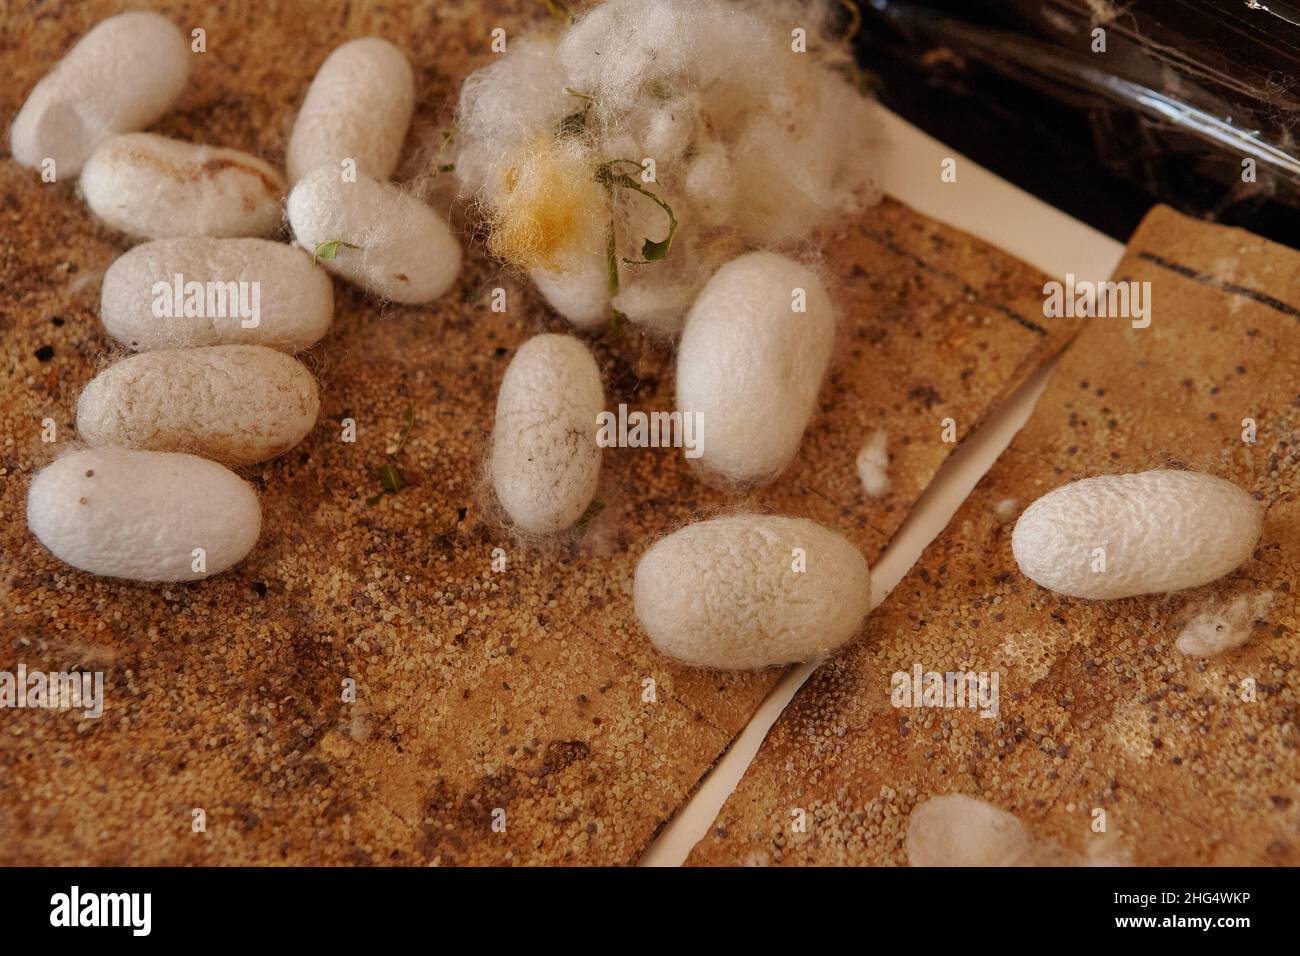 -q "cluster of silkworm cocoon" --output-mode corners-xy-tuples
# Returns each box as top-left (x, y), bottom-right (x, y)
(15, 6), (1270, 678)
(480, 4), (1269, 671)
(454, 0), (878, 334)
(16, 13), (461, 582)
(478, 1), (880, 670)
